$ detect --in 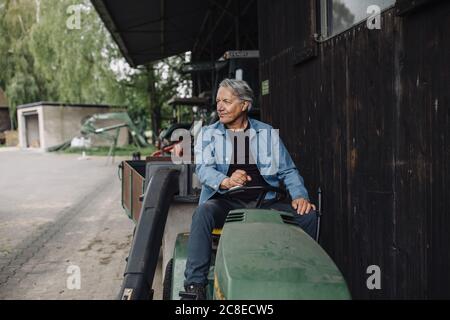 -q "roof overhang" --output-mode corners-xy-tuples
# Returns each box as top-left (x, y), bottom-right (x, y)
(91, 0), (259, 68)
(91, 0), (209, 67)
